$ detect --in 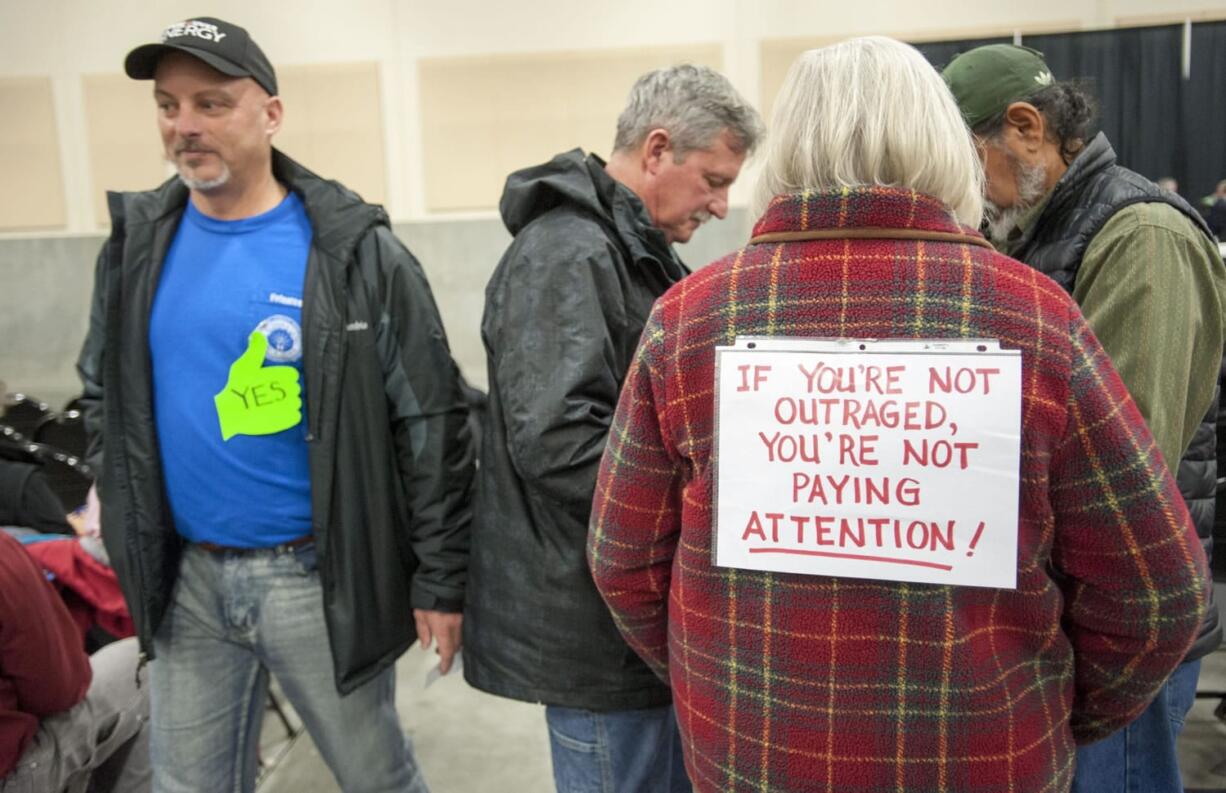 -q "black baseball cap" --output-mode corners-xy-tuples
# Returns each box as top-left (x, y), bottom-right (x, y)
(124, 17), (278, 96)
